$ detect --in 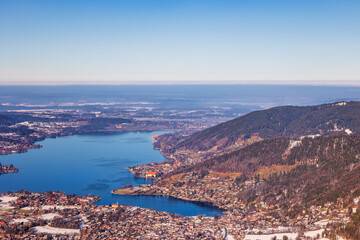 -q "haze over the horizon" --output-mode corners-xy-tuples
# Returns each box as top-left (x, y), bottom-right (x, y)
(0, 0), (359, 85)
